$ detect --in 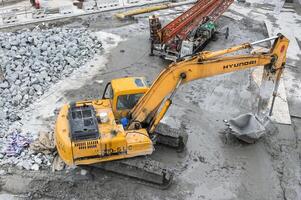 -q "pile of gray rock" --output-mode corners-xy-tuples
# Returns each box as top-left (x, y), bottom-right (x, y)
(0, 130), (58, 171)
(0, 27), (103, 129)
(0, 149), (53, 171)
(0, 27), (103, 170)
